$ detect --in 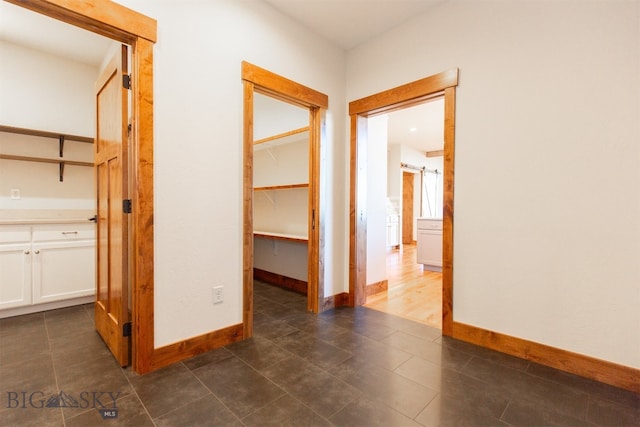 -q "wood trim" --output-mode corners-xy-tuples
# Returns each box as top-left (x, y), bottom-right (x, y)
(254, 184), (308, 191)
(426, 150), (444, 157)
(322, 292), (350, 311)
(0, 124), (93, 143)
(242, 80), (255, 340)
(441, 87), (456, 336)
(150, 324), (243, 371)
(6, 0), (157, 43)
(452, 322), (640, 394)
(349, 115), (368, 307)
(254, 268), (307, 295)
(254, 127), (309, 145)
(308, 107), (322, 313)
(131, 37), (155, 374)
(348, 70), (458, 336)
(242, 62), (328, 109)
(349, 69), (458, 116)
(366, 280), (388, 297)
